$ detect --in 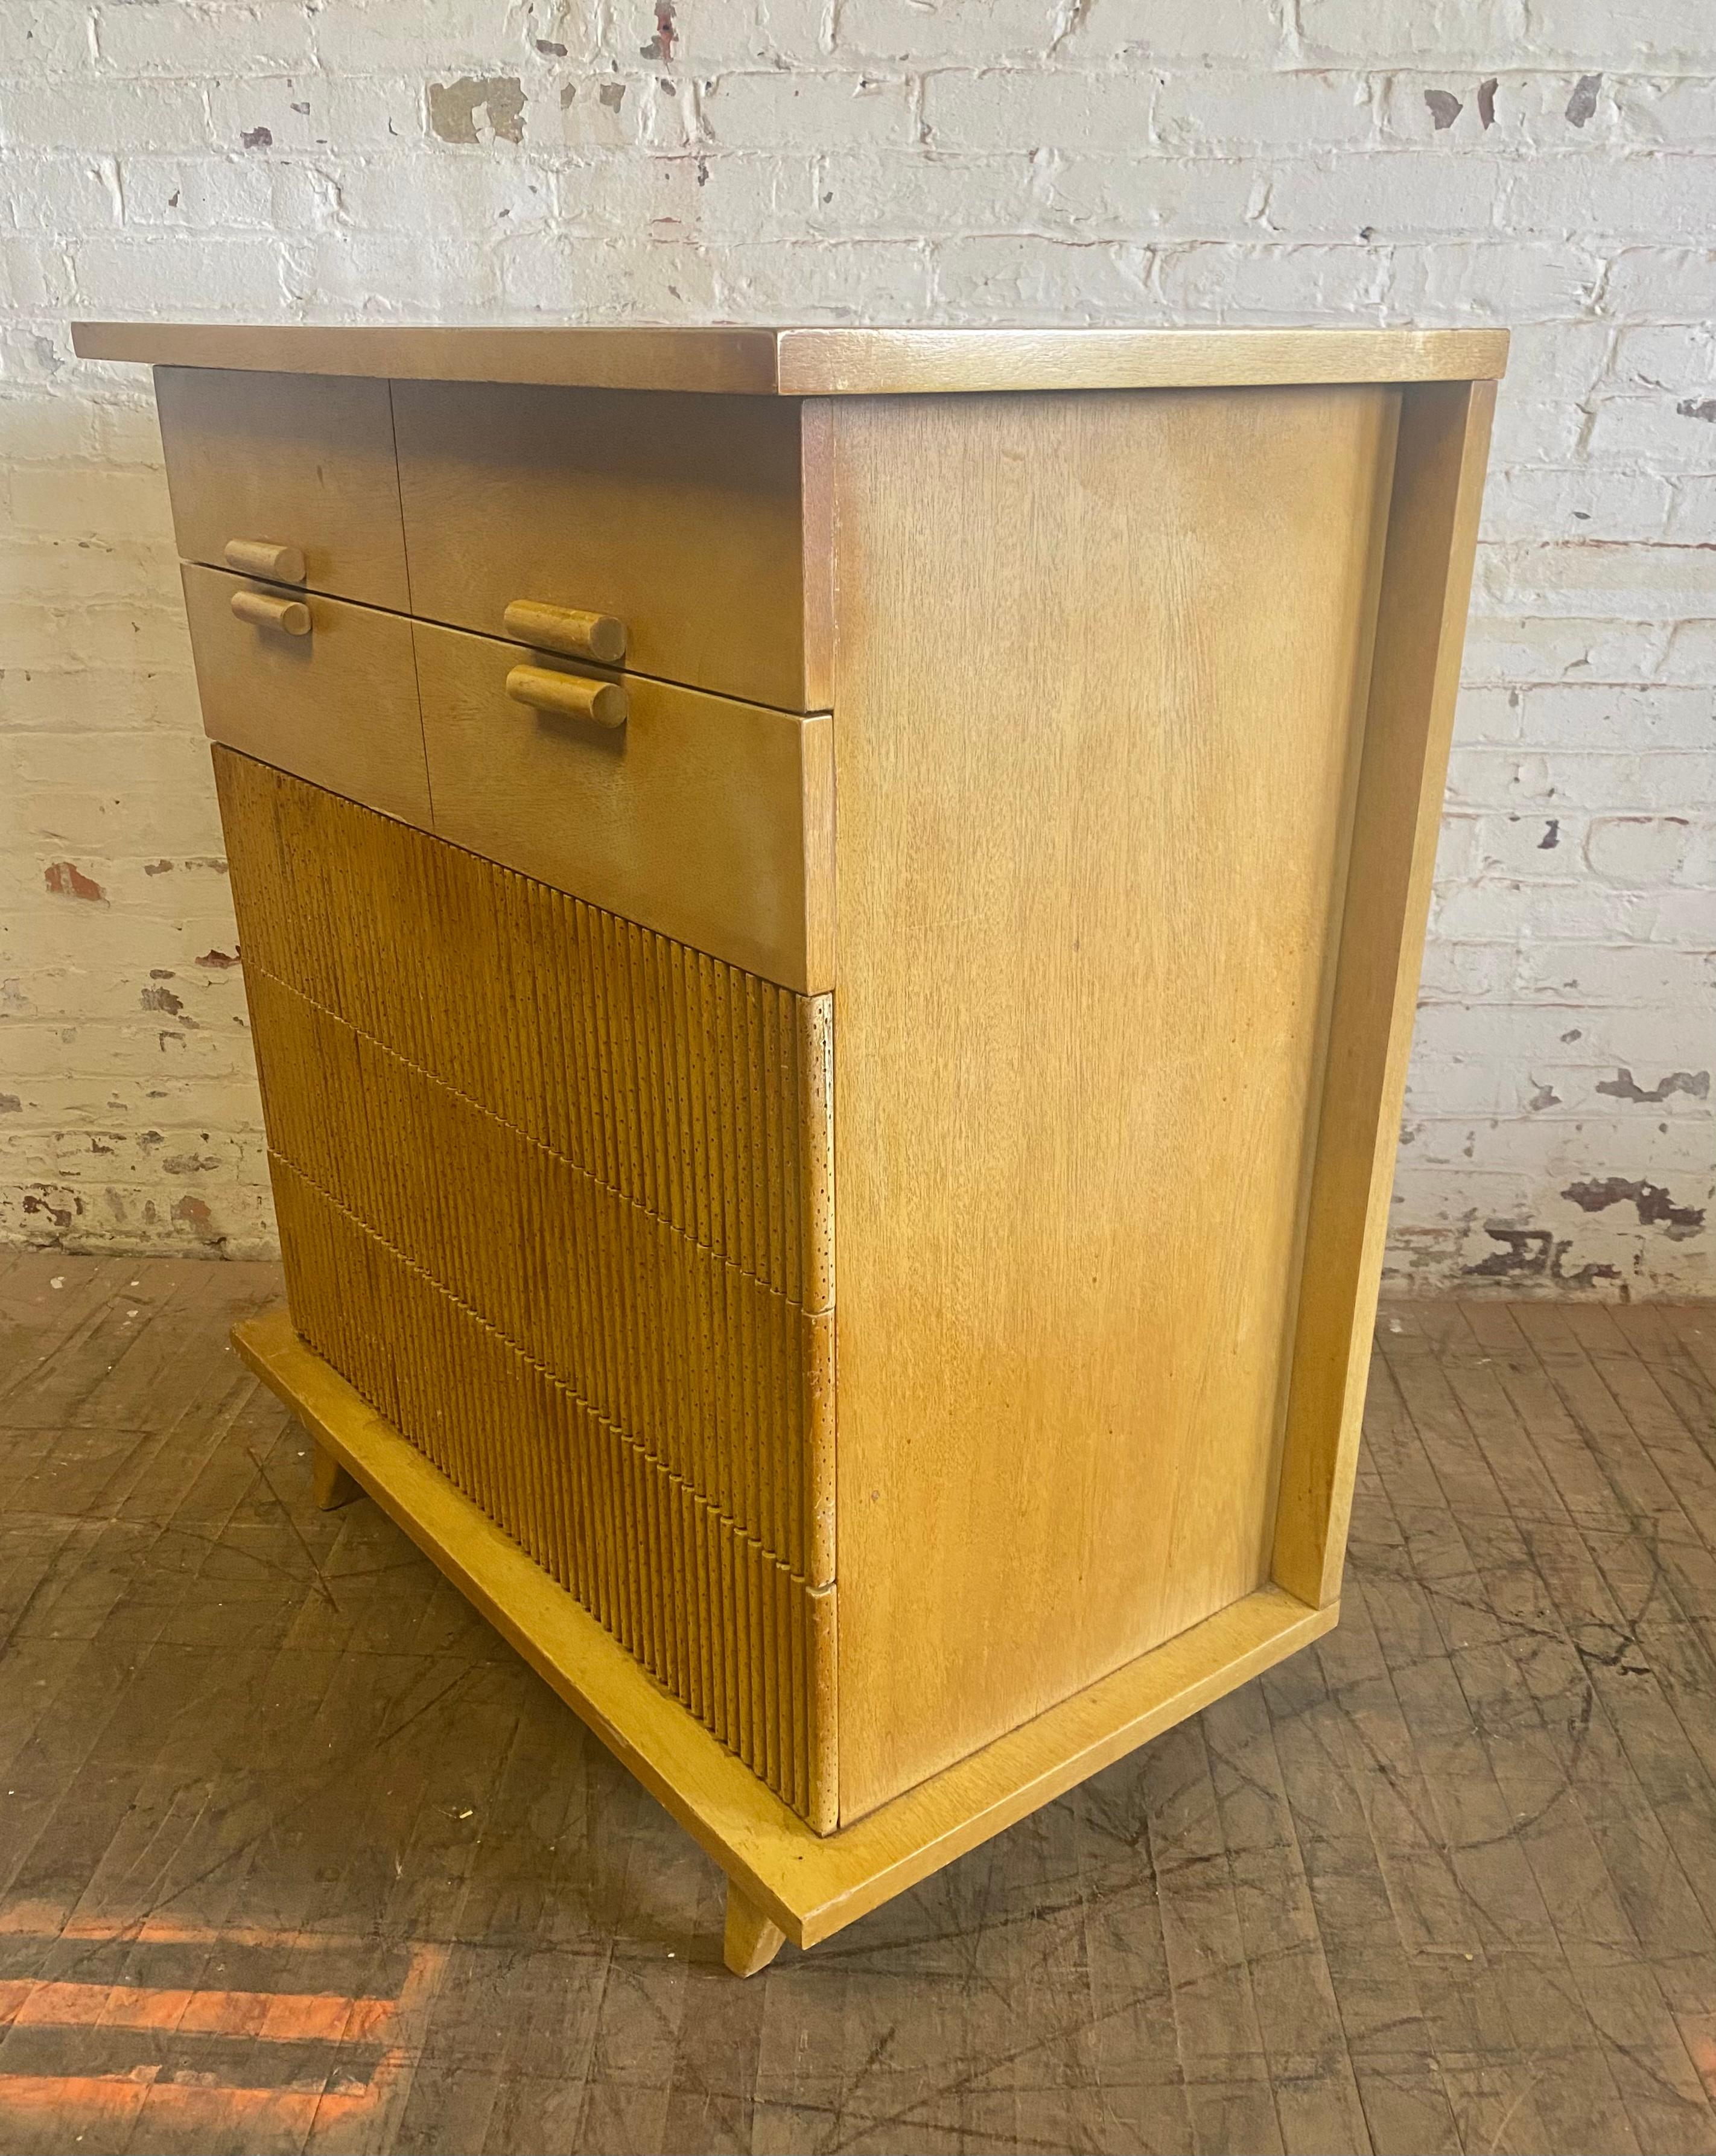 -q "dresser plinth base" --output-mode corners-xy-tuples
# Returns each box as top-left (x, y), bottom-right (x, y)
(235, 1305), (1339, 1968)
